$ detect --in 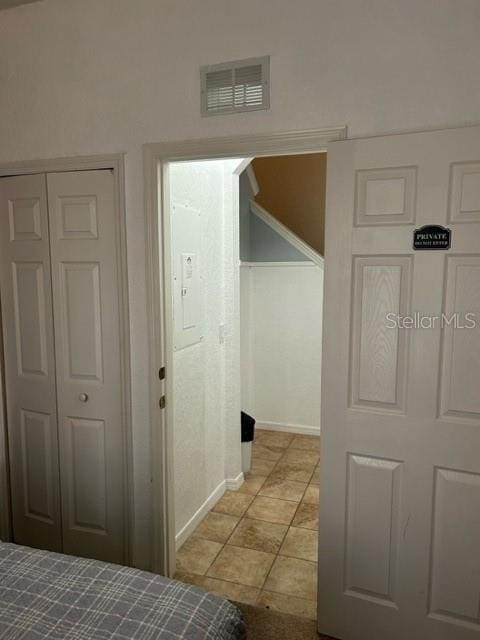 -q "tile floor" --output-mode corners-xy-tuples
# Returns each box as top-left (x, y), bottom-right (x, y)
(175, 429), (320, 620)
